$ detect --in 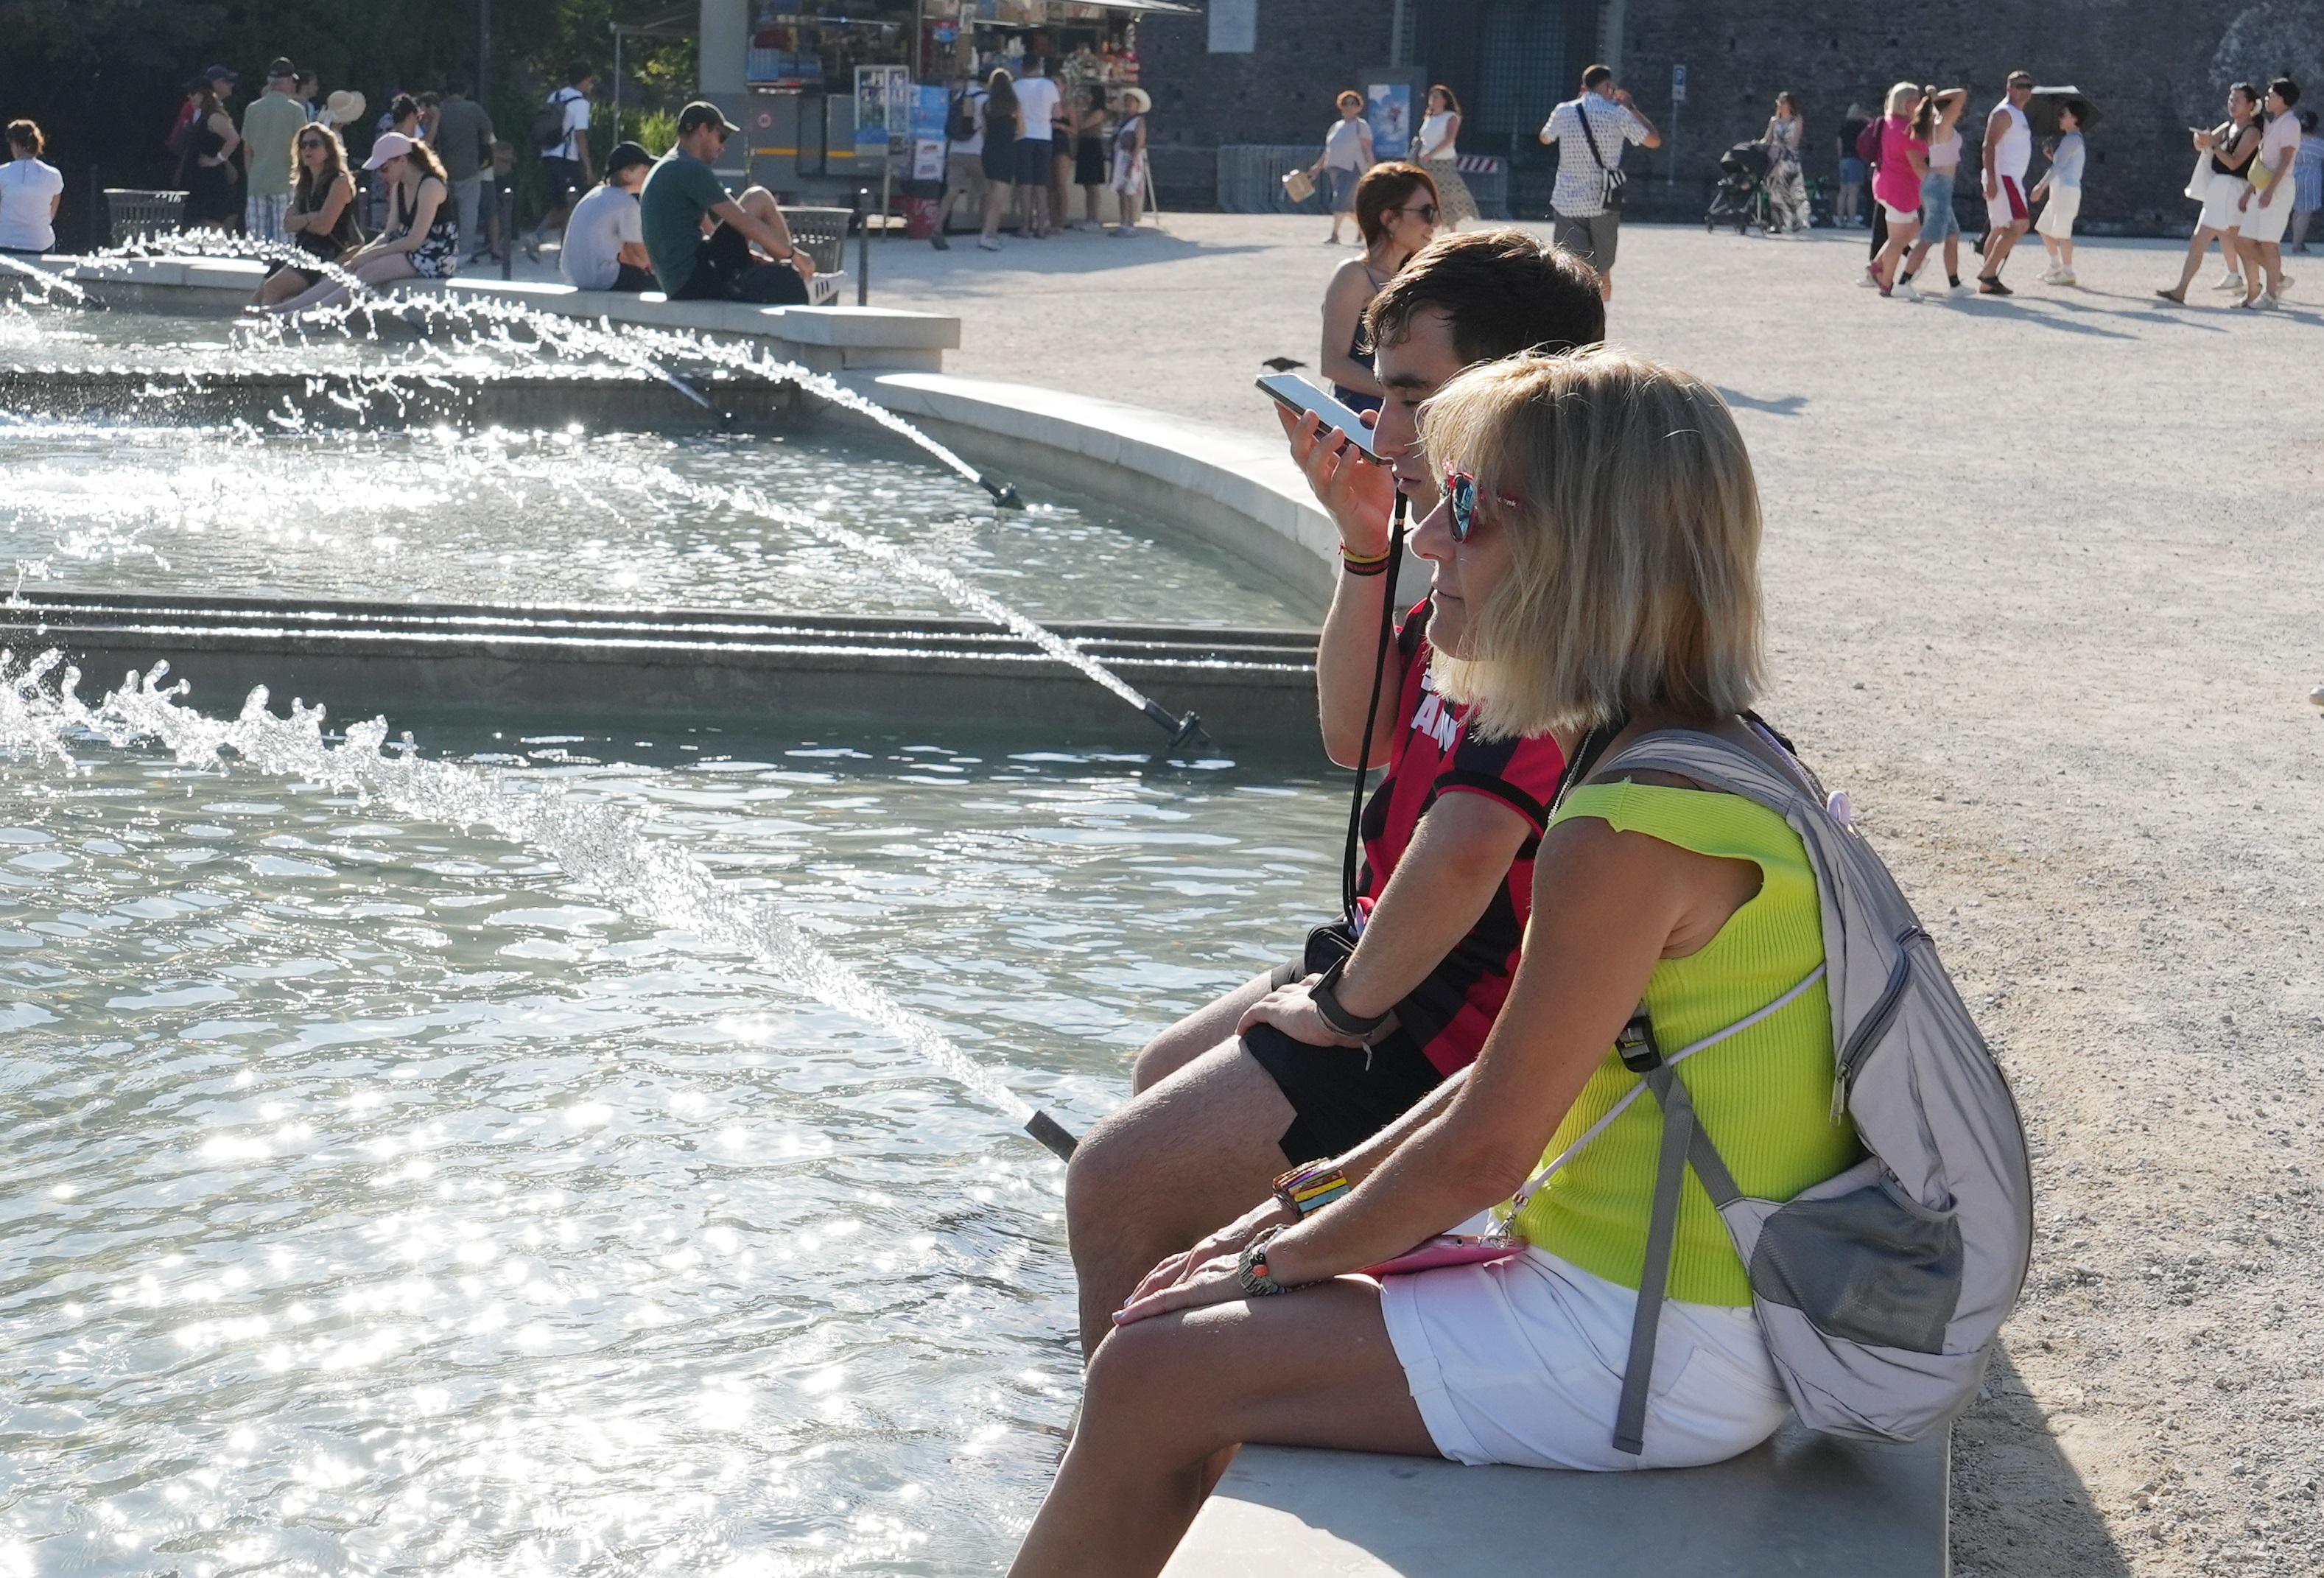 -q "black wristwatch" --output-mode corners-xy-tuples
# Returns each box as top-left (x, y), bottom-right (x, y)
(1310, 956), (1391, 1041)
